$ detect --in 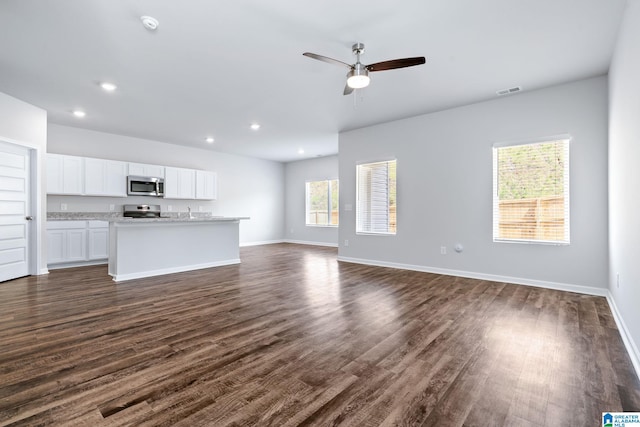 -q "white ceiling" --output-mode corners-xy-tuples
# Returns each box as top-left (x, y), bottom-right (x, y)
(0, 0), (627, 162)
